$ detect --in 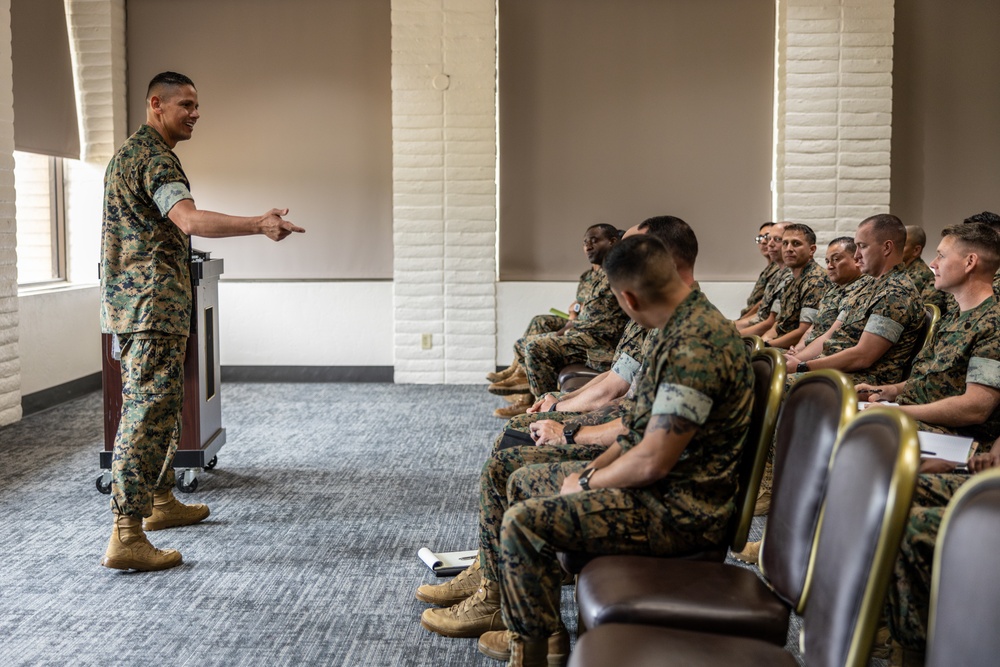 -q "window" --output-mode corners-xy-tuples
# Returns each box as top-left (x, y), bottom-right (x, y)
(14, 150), (66, 286)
